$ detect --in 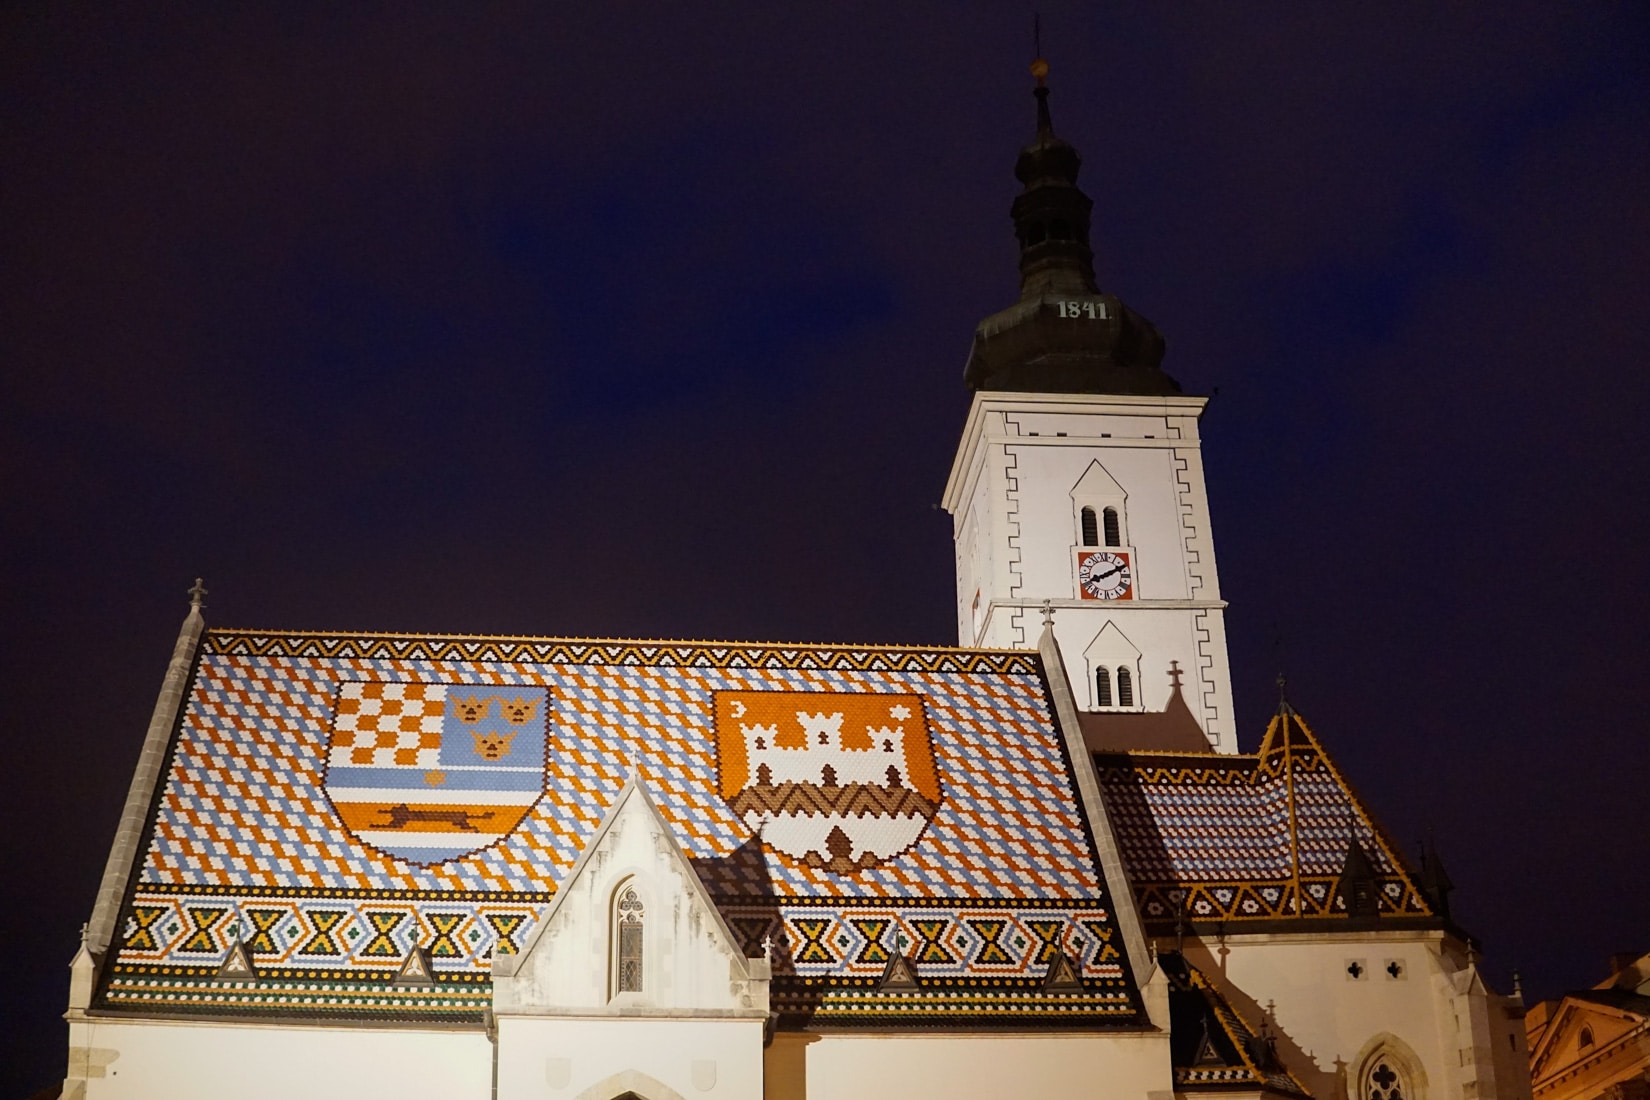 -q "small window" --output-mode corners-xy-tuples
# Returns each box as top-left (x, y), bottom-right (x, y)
(1080, 507), (1099, 547)
(1095, 668), (1112, 708)
(1117, 667), (1134, 707)
(1102, 507), (1121, 547)
(614, 884), (644, 994)
(1579, 1026), (1594, 1049)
